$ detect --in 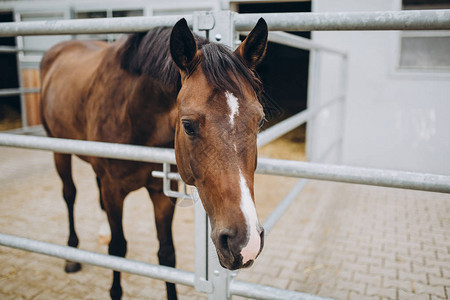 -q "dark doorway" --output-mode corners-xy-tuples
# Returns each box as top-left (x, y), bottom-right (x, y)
(0, 11), (21, 130)
(238, 2), (311, 123)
